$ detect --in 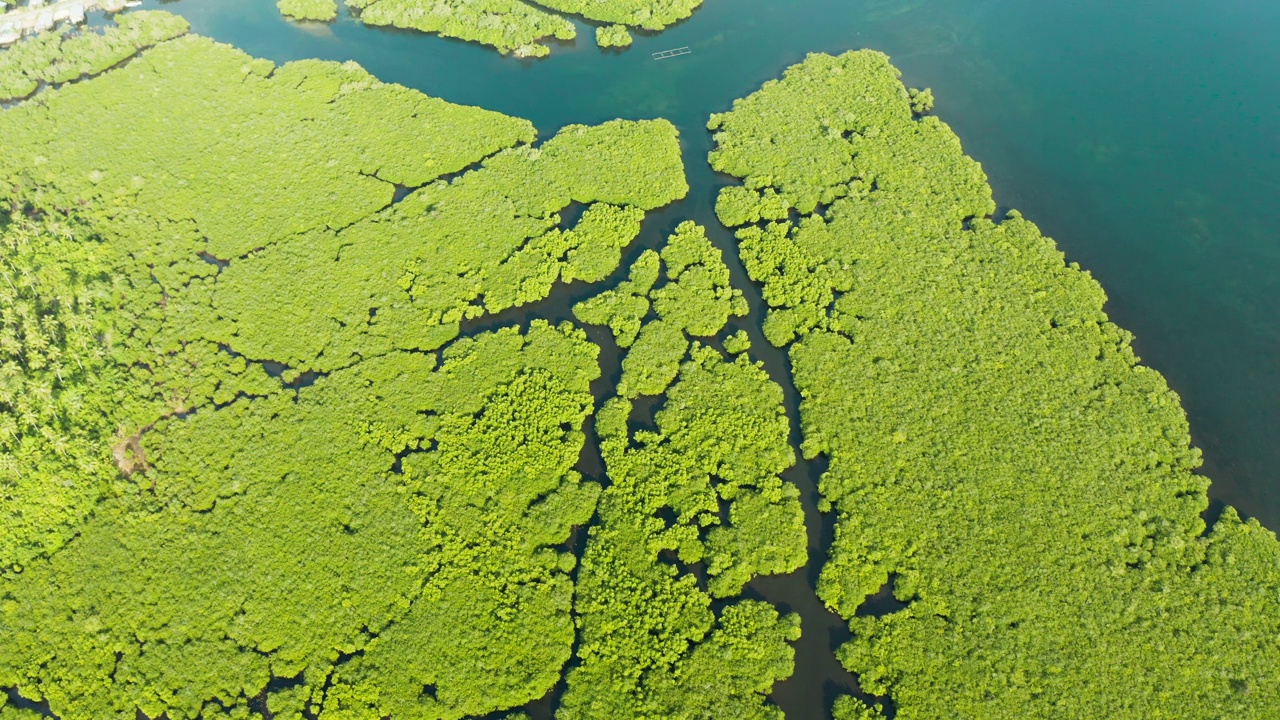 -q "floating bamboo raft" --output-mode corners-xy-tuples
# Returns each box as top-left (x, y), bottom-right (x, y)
(652, 47), (691, 60)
